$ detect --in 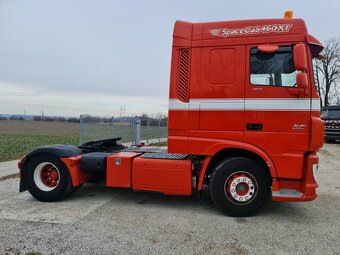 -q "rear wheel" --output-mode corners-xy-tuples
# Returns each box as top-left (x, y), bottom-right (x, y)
(24, 154), (73, 202)
(210, 157), (271, 216)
